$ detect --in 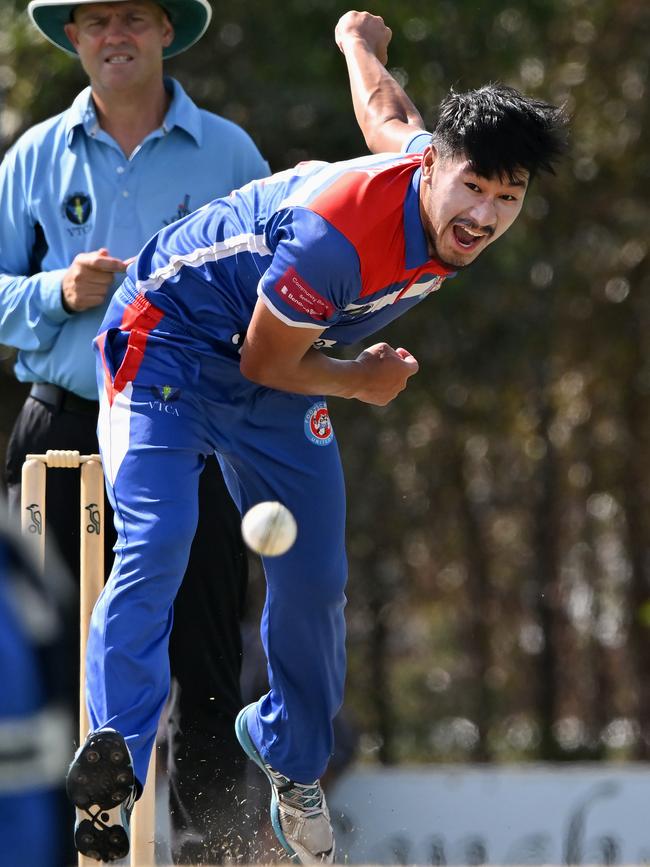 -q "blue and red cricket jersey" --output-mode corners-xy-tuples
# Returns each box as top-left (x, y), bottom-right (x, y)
(89, 143), (454, 789)
(114, 150), (454, 369)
